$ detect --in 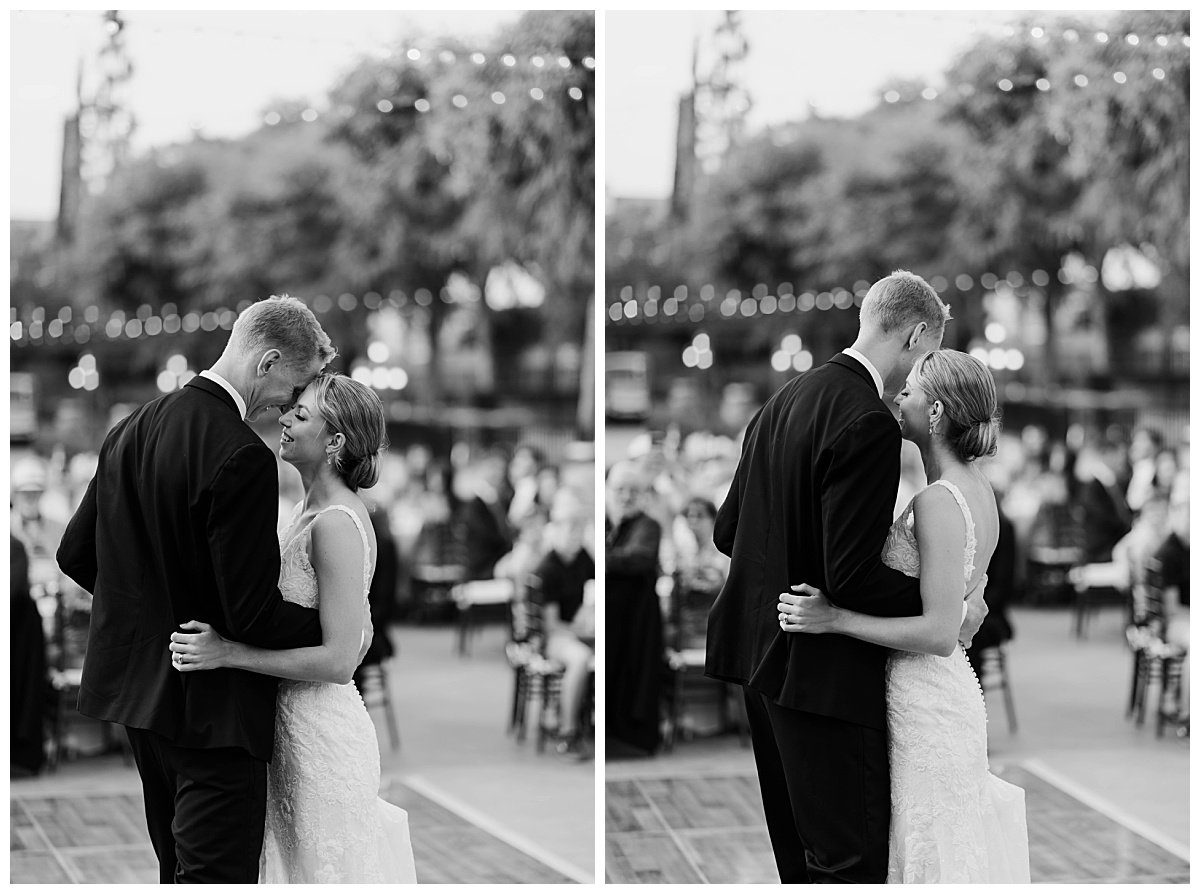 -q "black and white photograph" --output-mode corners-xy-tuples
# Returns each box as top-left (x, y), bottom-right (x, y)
(11, 8), (595, 884)
(604, 9), (1188, 885)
